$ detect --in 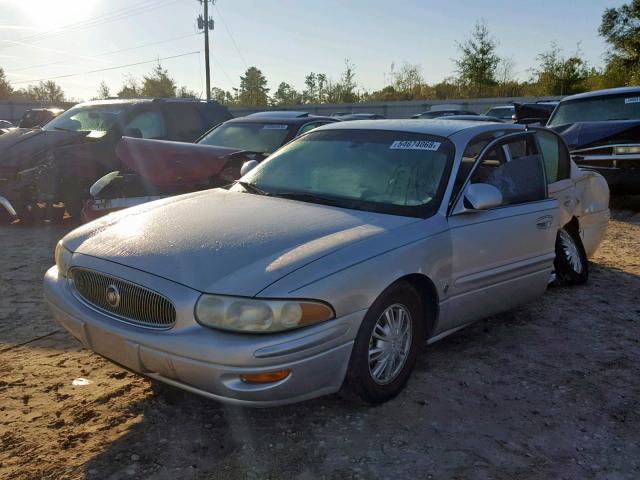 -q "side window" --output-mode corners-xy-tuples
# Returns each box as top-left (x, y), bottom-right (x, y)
(125, 111), (167, 139)
(536, 129), (570, 183)
(470, 135), (546, 206)
(297, 122), (329, 136)
(163, 104), (205, 142)
(449, 130), (505, 208)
